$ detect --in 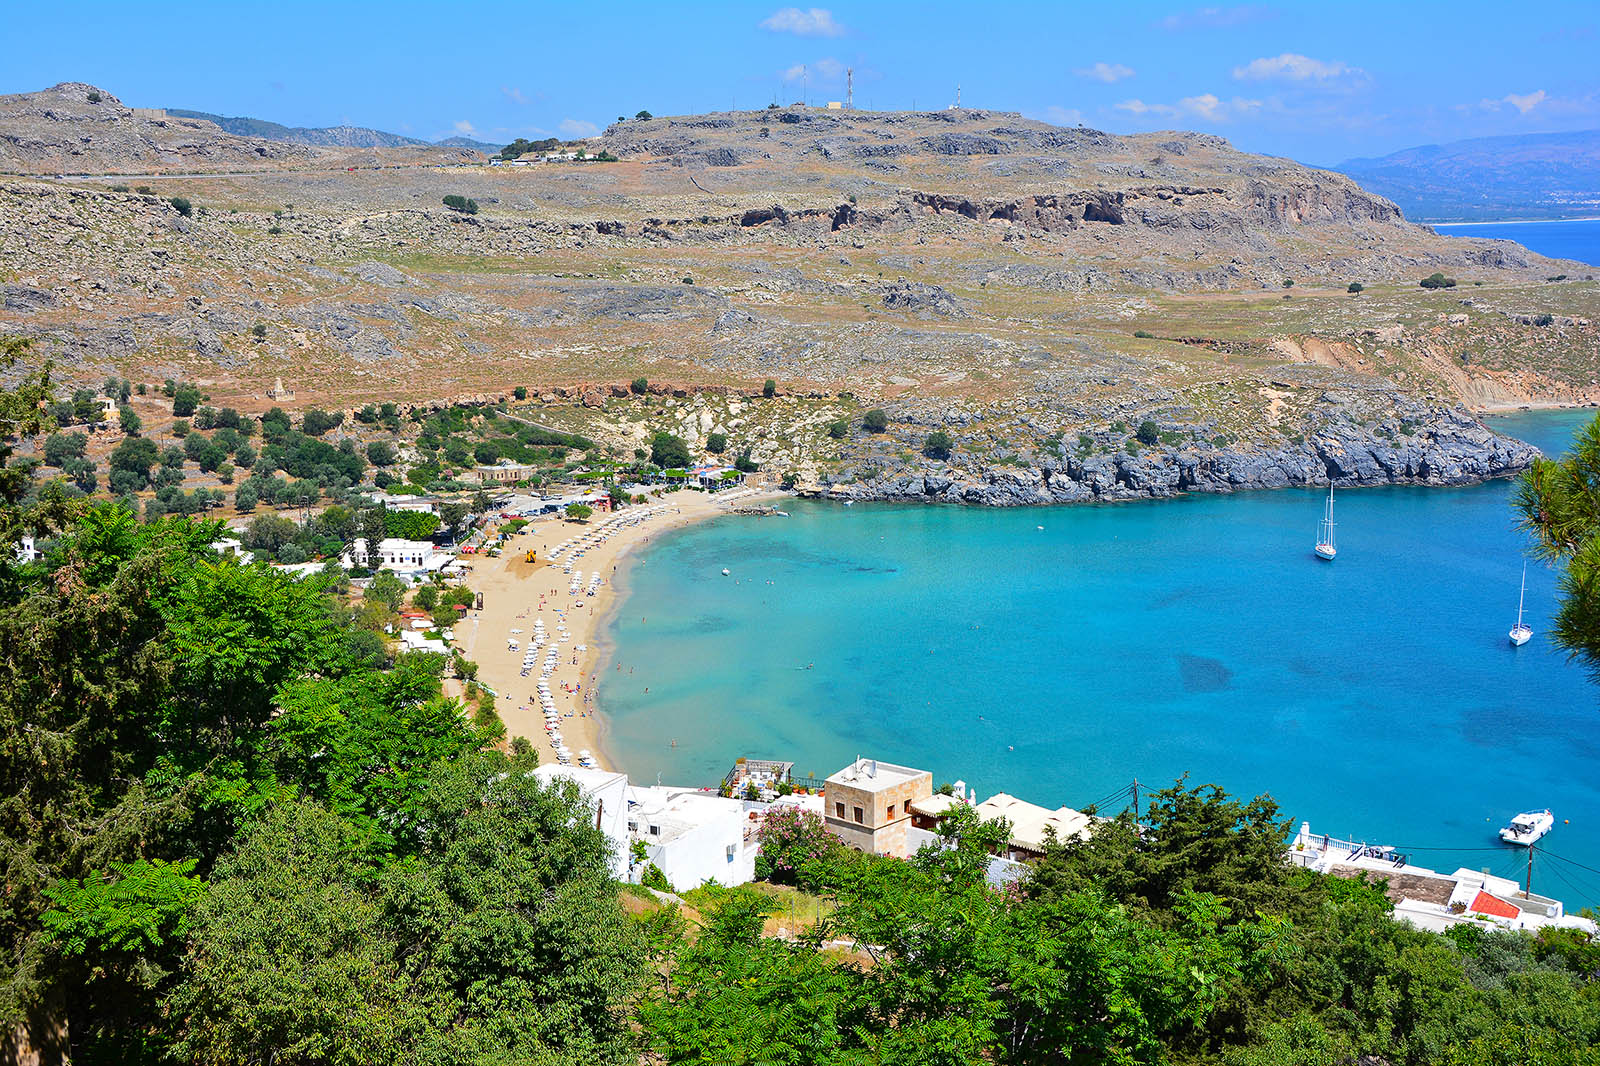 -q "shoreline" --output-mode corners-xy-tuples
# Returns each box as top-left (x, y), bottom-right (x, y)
(1430, 216), (1600, 227)
(465, 486), (783, 770)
